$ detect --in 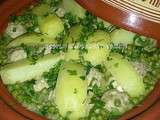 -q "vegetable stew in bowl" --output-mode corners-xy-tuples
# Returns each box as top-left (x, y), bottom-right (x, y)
(0, 0), (160, 120)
